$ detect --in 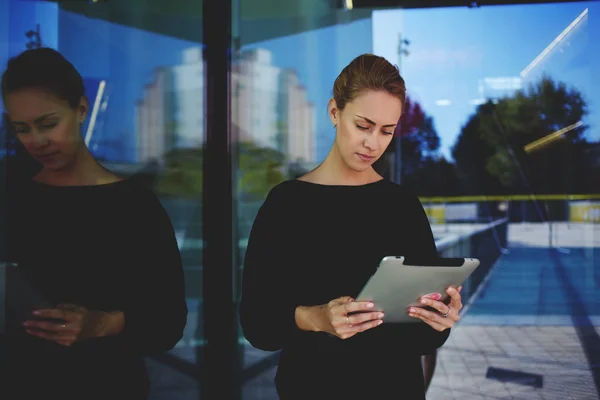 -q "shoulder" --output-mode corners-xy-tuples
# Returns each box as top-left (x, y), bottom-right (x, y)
(116, 180), (169, 217)
(263, 179), (302, 203)
(377, 180), (422, 203)
(254, 180), (306, 219)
